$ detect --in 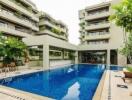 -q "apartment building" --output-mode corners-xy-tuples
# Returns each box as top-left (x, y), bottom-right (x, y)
(24, 11), (76, 69)
(0, 0), (39, 39)
(0, 0), (77, 69)
(38, 12), (68, 41)
(78, 0), (127, 66)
